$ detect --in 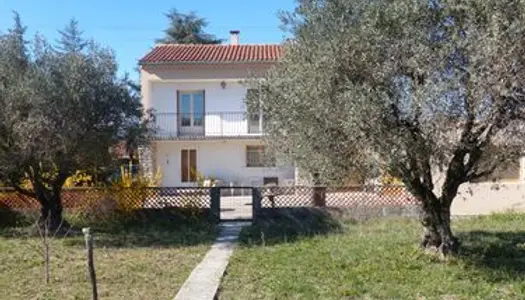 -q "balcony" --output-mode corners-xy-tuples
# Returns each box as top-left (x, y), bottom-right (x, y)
(153, 112), (265, 140)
